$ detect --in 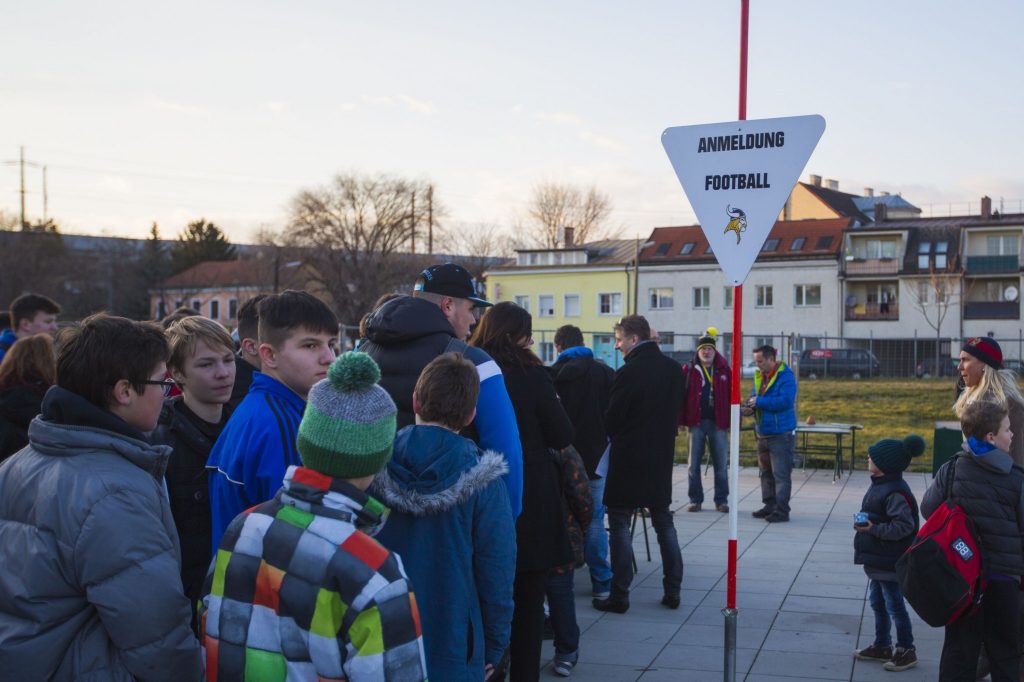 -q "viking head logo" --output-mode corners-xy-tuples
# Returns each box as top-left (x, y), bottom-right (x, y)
(724, 205), (747, 244)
